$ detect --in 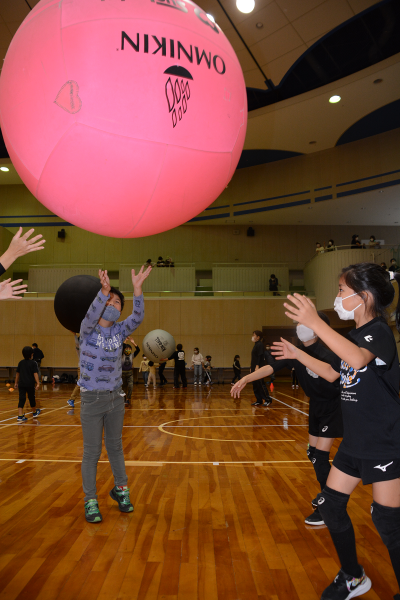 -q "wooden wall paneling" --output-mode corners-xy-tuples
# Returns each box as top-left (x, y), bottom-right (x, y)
(243, 299), (266, 334)
(32, 335), (56, 367)
(135, 299), (159, 336)
(14, 300), (35, 336)
(223, 334), (249, 369)
(159, 300), (181, 337)
(53, 335), (76, 367)
(200, 300), (225, 336)
(104, 237), (123, 272)
(200, 334), (224, 368)
(223, 300), (244, 335)
(34, 300), (57, 336)
(69, 227), (89, 265)
(0, 334), (14, 366)
(0, 300), (16, 334)
(180, 300), (202, 336)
